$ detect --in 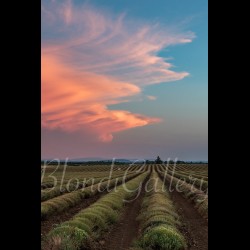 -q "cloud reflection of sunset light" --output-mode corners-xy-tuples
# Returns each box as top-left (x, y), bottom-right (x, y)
(42, 1), (194, 142)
